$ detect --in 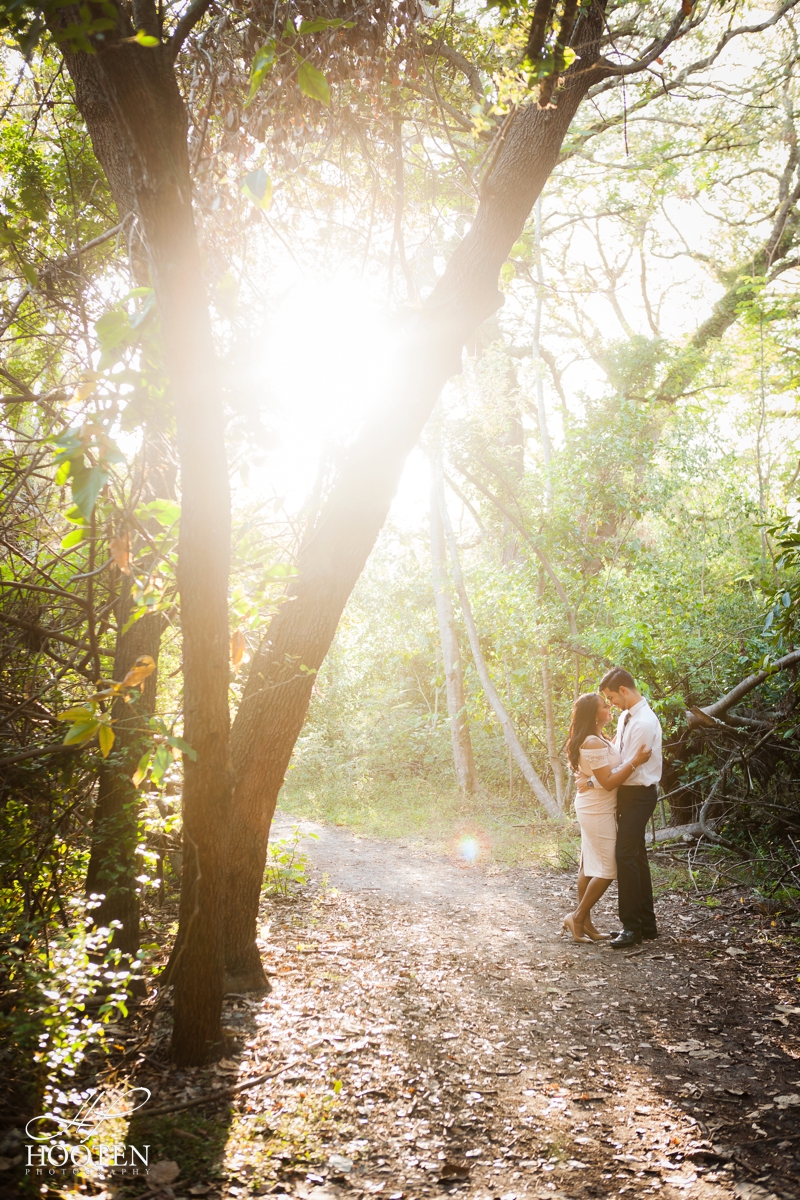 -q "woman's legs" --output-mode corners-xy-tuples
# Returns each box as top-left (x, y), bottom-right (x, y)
(576, 869), (601, 934)
(577, 868), (589, 905)
(572, 875), (612, 935)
